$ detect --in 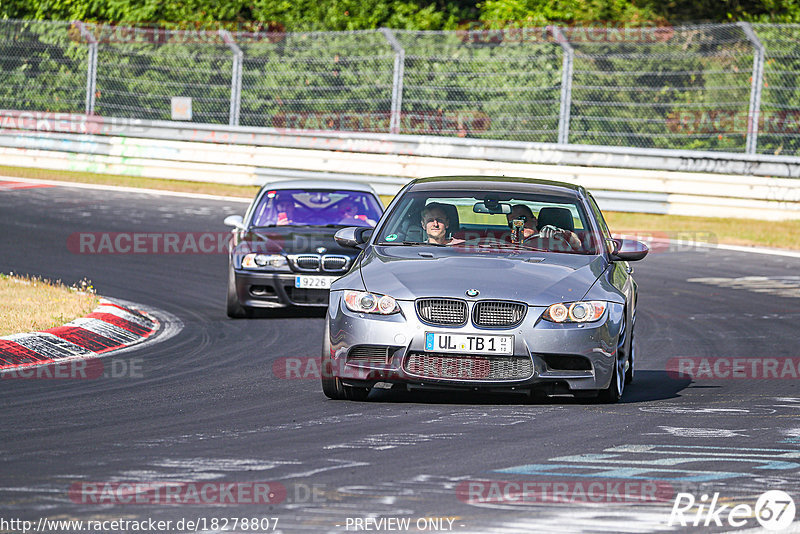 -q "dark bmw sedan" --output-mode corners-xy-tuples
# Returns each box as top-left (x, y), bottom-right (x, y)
(224, 180), (383, 317)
